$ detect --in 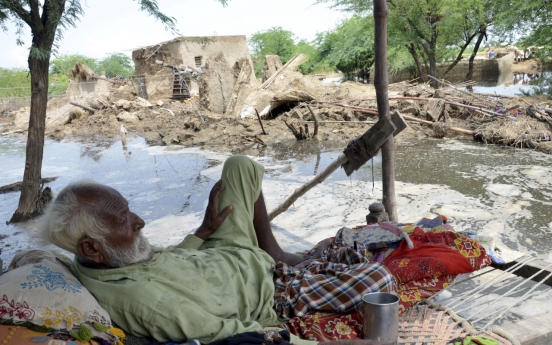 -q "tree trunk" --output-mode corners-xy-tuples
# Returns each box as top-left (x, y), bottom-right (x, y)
(466, 25), (487, 81)
(440, 32), (478, 79)
(428, 29), (438, 88)
(407, 43), (425, 82)
(9, 49), (51, 223)
(374, 0), (398, 222)
(9, 22), (57, 223)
